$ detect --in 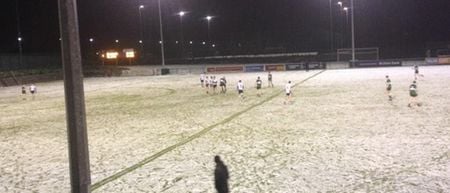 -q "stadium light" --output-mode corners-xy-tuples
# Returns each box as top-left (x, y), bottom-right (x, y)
(205, 16), (213, 43)
(17, 37), (22, 42)
(139, 5), (144, 9)
(89, 38), (94, 42)
(115, 39), (119, 43)
(139, 40), (143, 44)
(178, 11), (185, 17)
(337, 1), (343, 7)
(189, 41), (193, 44)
